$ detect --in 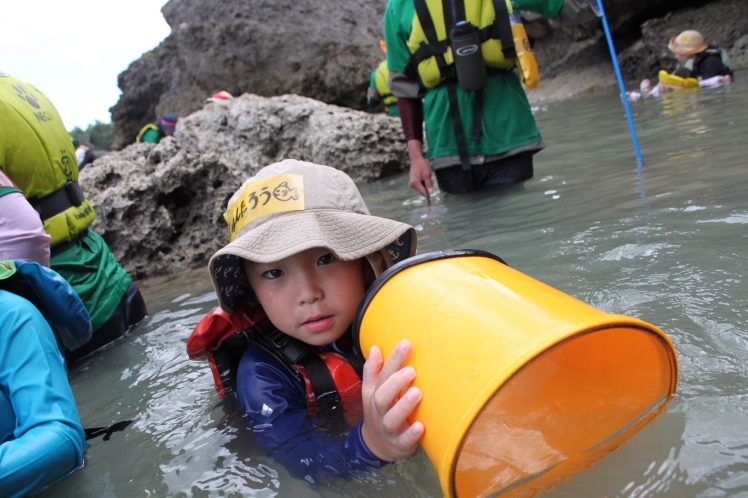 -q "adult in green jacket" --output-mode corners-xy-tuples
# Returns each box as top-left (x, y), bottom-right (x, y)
(0, 71), (147, 363)
(384, 0), (597, 196)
